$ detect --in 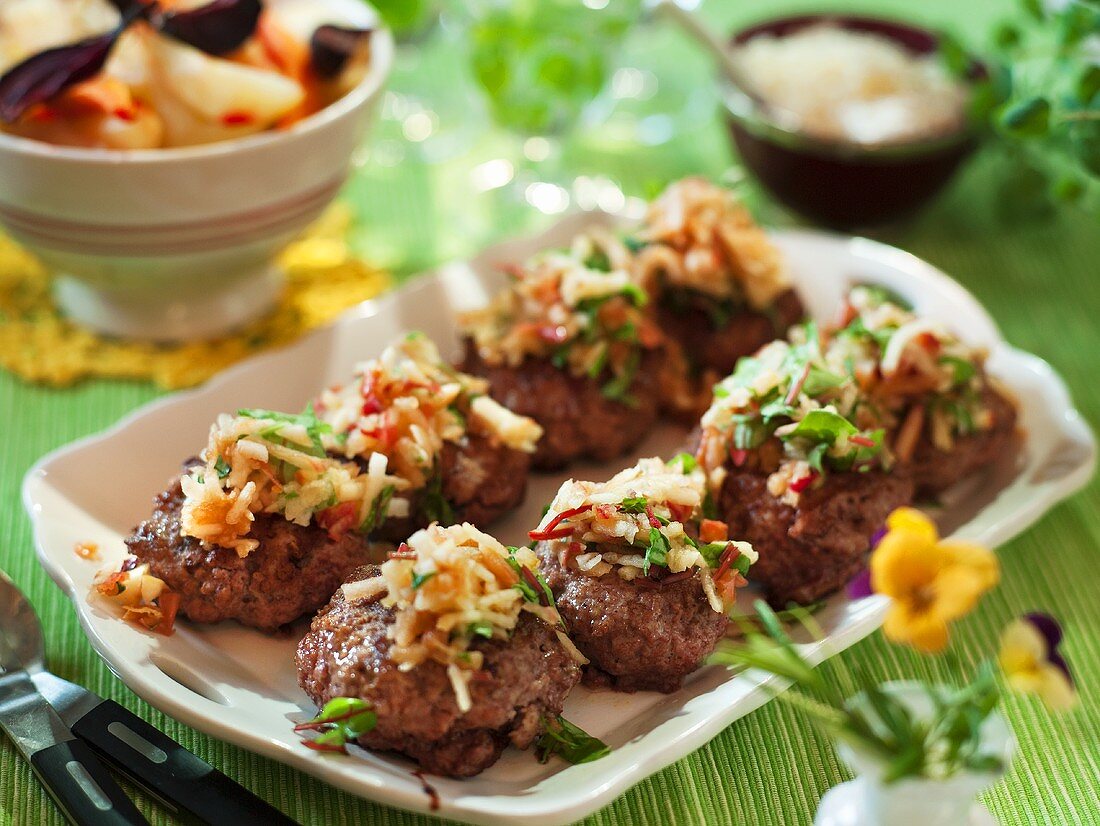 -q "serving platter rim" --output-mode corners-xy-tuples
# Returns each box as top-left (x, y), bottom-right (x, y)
(23, 215), (1096, 826)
